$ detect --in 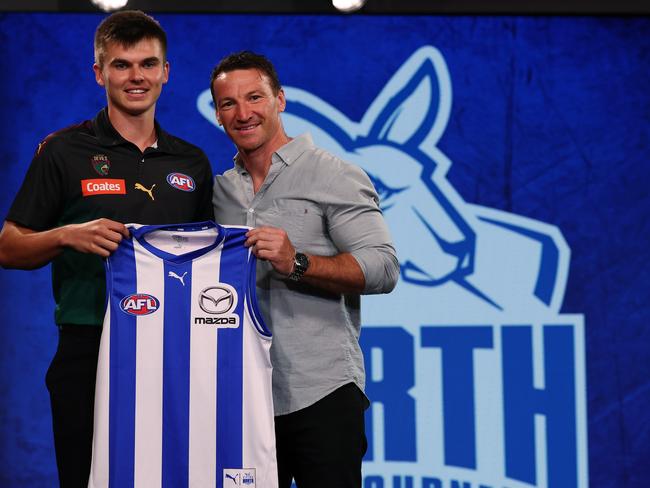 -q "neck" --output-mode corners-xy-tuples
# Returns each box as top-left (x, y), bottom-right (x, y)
(107, 105), (157, 152)
(239, 132), (291, 193)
